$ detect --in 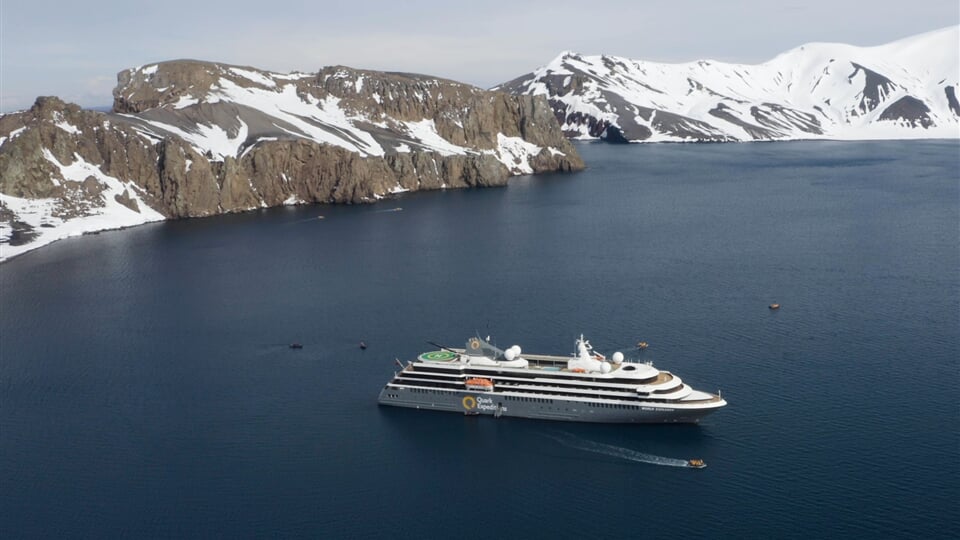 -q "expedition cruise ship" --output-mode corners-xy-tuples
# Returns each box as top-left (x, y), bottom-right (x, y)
(378, 335), (726, 423)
